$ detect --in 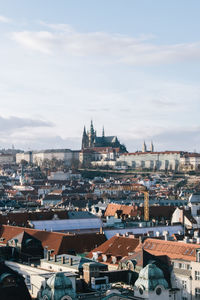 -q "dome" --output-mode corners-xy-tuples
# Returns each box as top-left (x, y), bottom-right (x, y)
(47, 272), (72, 290)
(189, 193), (200, 204)
(134, 264), (168, 291)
